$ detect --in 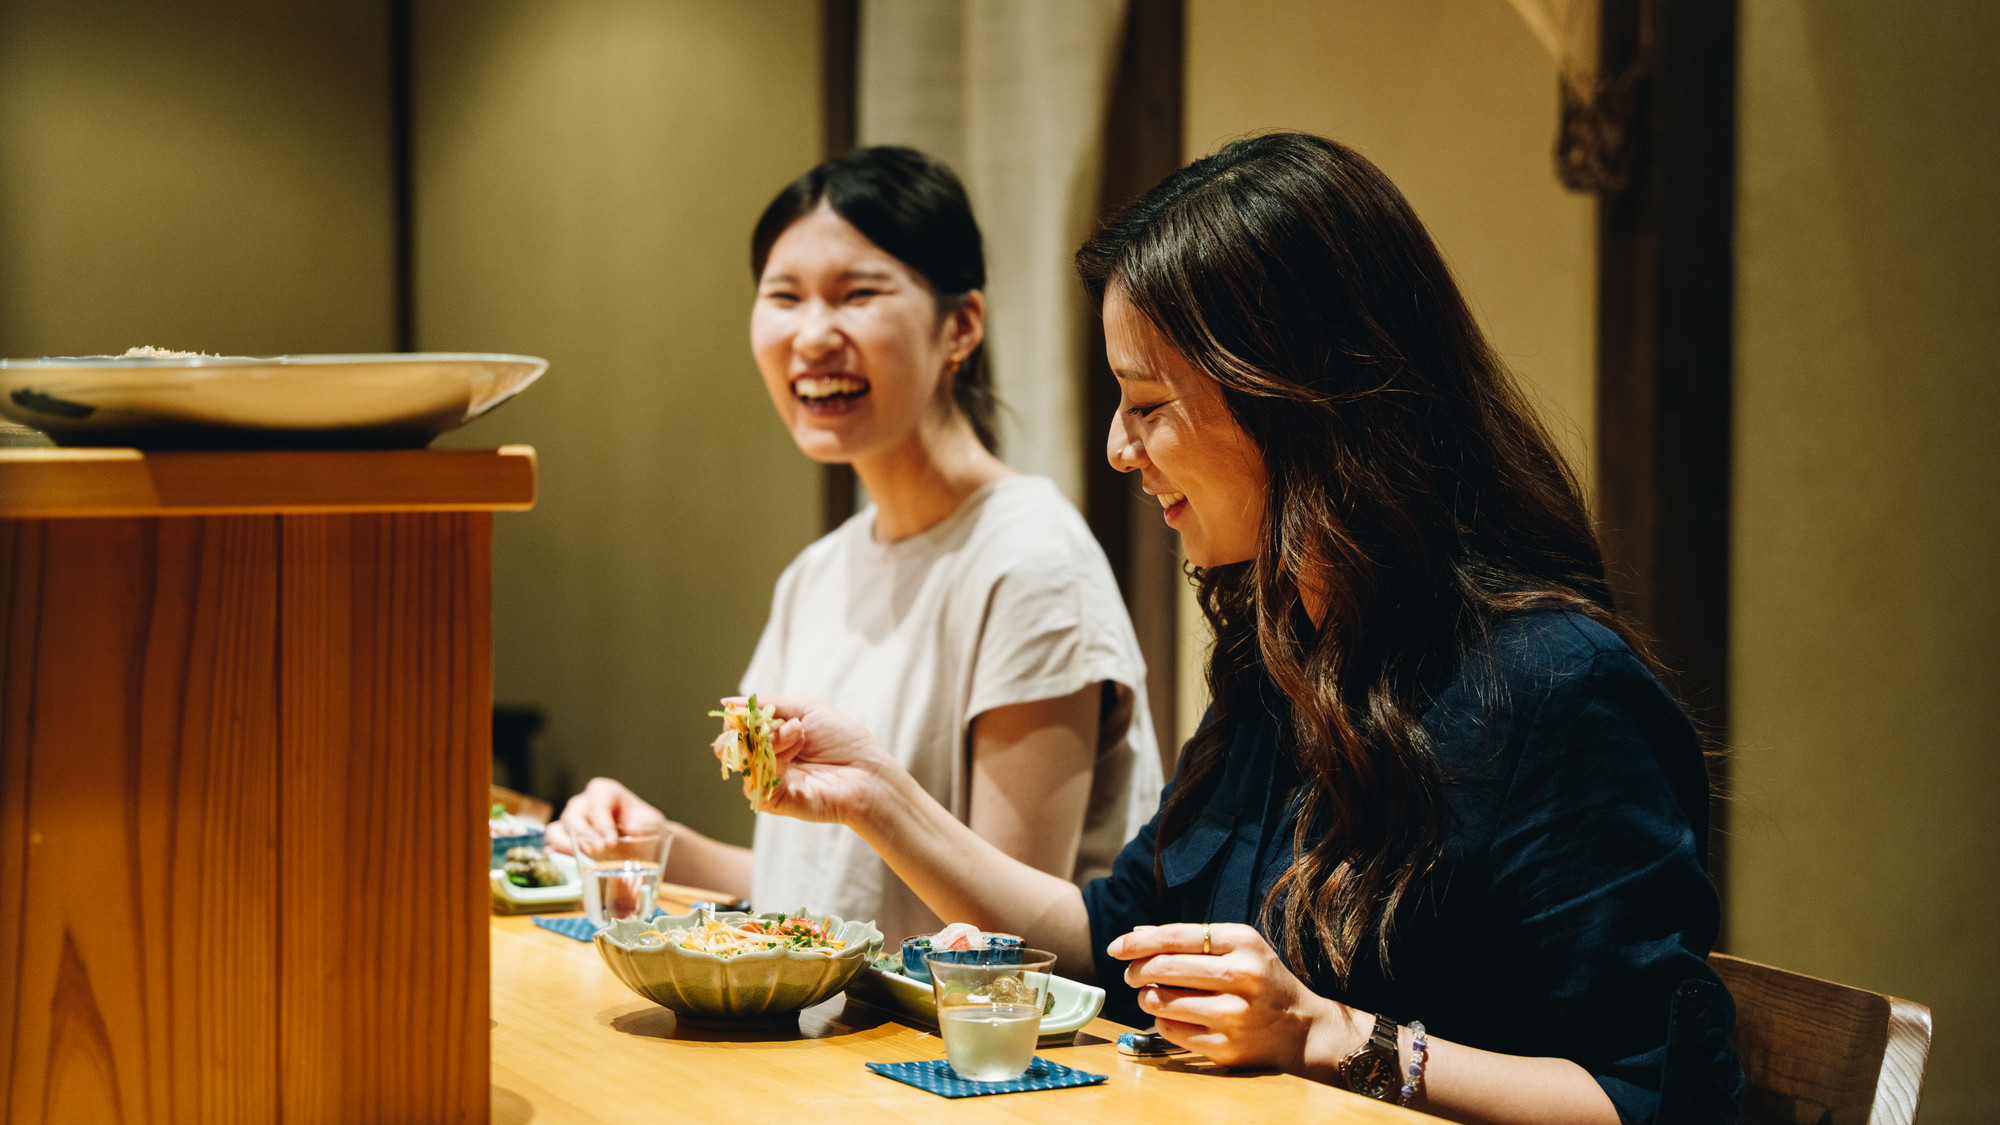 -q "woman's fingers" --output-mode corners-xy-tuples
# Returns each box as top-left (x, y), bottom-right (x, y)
(543, 821), (573, 854)
(771, 717), (805, 763)
(745, 692), (815, 720)
(1123, 952), (1249, 994)
(1136, 984), (1245, 1021)
(1107, 920), (1255, 960)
